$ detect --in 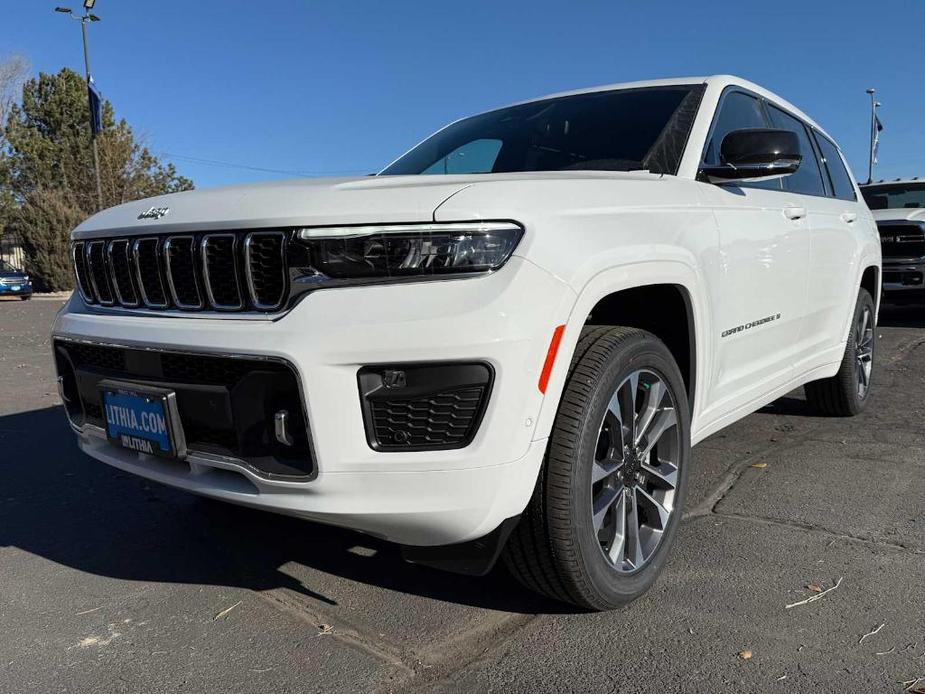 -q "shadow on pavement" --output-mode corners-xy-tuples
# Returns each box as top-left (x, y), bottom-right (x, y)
(0, 406), (571, 615)
(878, 303), (925, 329)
